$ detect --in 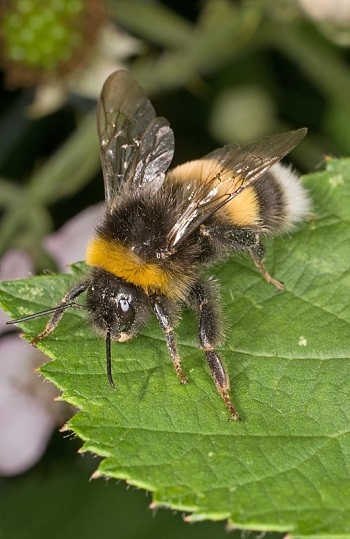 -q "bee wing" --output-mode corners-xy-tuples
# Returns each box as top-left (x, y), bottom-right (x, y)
(97, 70), (175, 209)
(166, 128), (307, 250)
